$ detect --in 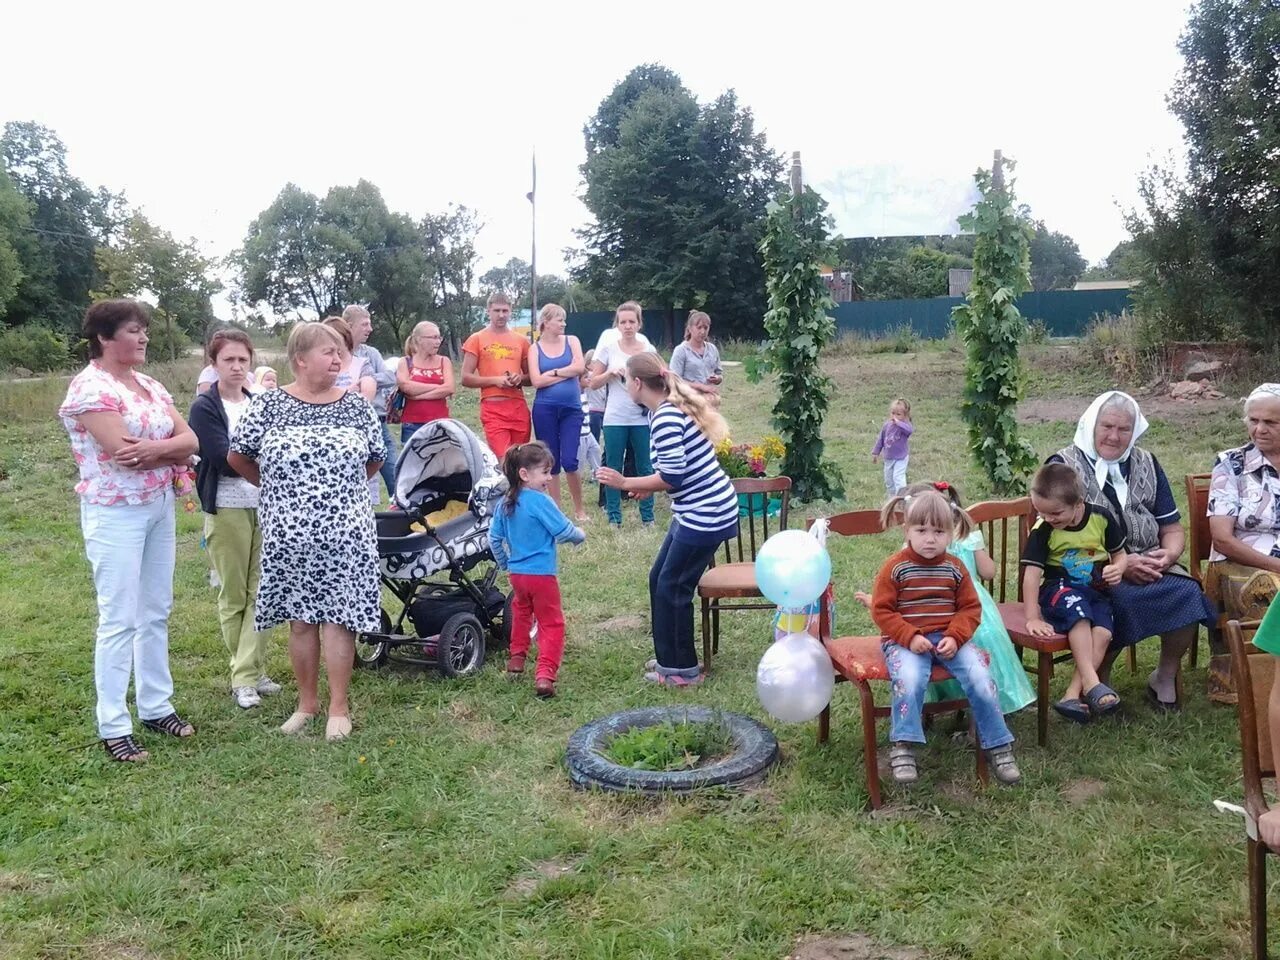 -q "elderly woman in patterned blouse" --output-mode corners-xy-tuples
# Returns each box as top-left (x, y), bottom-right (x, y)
(1205, 383), (1280, 699)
